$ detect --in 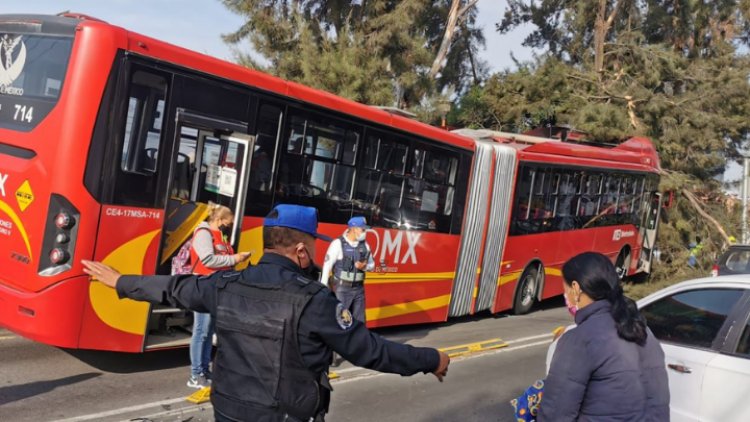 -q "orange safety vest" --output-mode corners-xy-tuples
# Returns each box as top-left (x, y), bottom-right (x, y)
(190, 227), (235, 275)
